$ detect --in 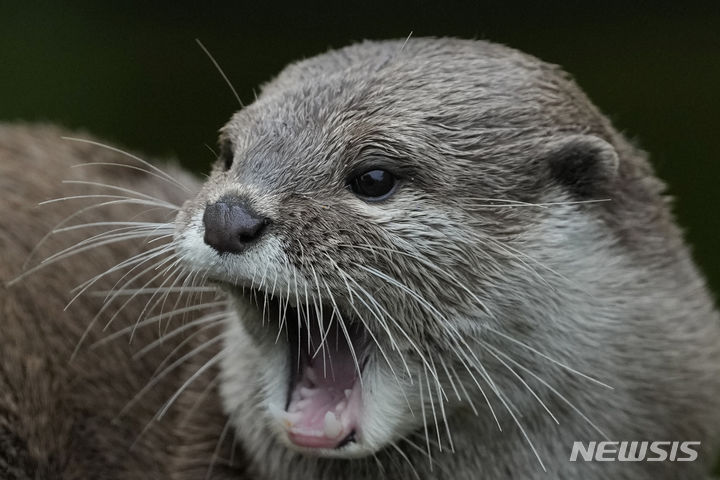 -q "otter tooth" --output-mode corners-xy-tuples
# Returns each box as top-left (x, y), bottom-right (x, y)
(269, 405), (300, 428)
(323, 411), (342, 438)
(344, 389), (352, 399)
